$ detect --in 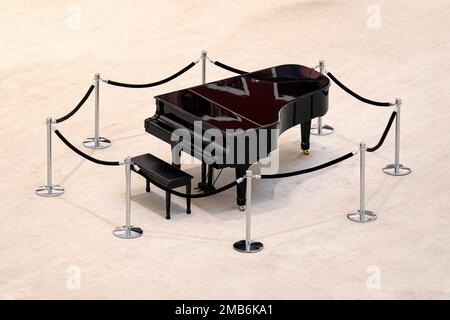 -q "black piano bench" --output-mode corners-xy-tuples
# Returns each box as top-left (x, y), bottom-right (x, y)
(131, 153), (192, 220)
